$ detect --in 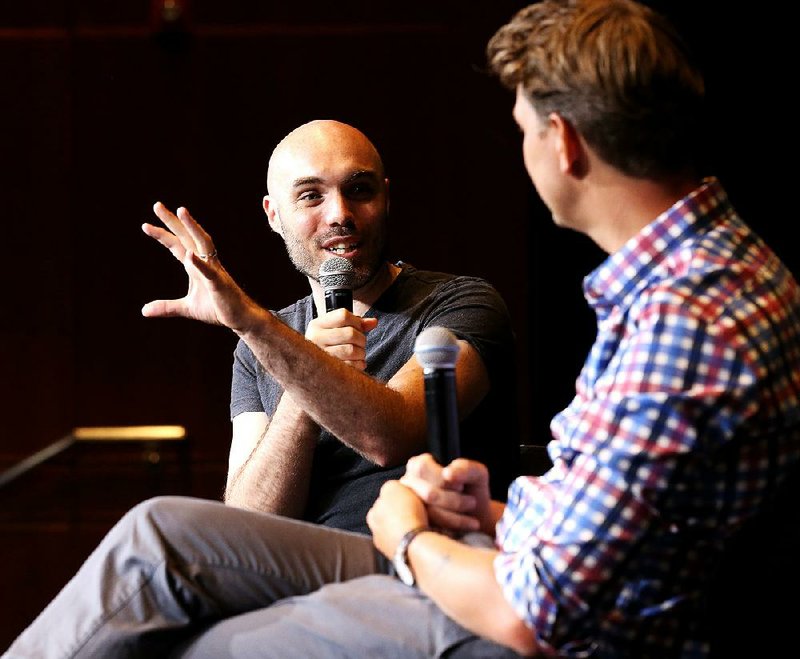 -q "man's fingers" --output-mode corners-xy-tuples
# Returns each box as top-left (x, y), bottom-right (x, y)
(315, 308), (365, 329)
(142, 223), (186, 262)
(152, 202), (191, 242)
(316, 326), (368, 349)
(152, 201), (215, 258)
(426, 507), (481, 533)
(441, 458), (489, 489)
(177, 206), (216, 257)
(401, 474), (475, 511)
(322, 344), (366, 363)
(141, 298), (186, 318)
(361, 317), (379, 333)
(399, 473), (437, 500)
(306, 316), (369, 352)
(405, 453), (444, 483)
